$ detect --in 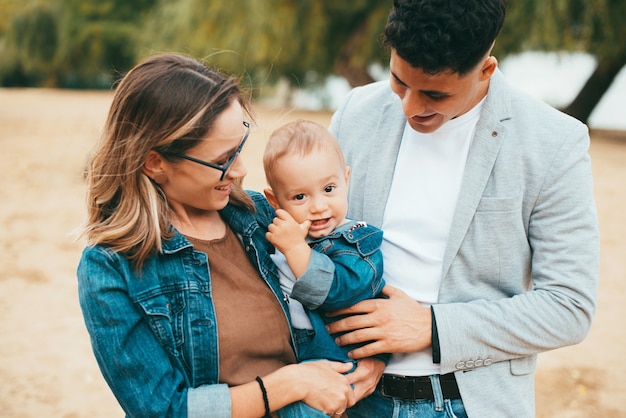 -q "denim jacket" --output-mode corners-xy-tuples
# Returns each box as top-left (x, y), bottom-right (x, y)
(289, 220), (386, 363)
(77, 192), (290, 418)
